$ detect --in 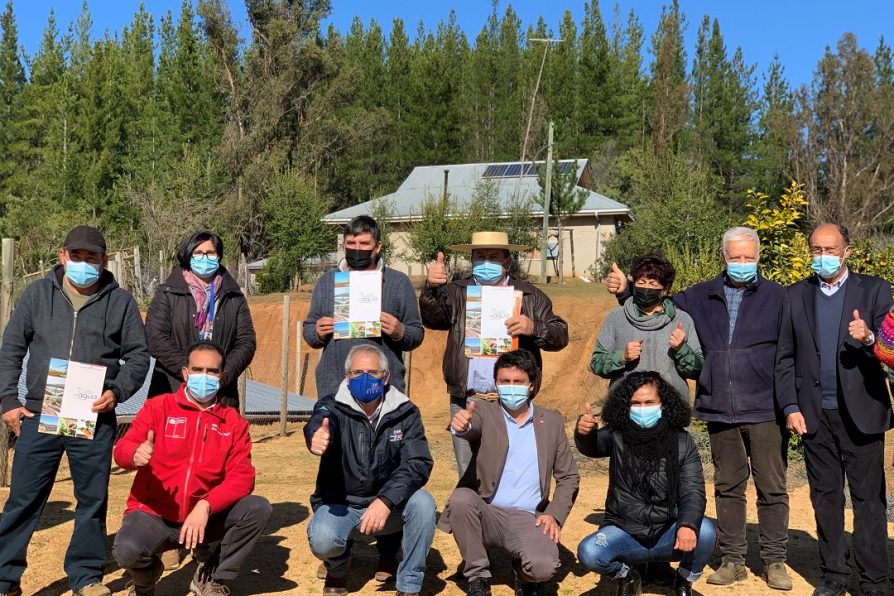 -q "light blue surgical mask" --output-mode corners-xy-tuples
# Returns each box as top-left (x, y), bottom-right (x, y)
(190, 254), (220, 278)
(187, 373), (220, 403)
(65, 260), (101, 288)
(811, 255), (843, 279)
(497, 384), (530, 410)
(726, 262), (757, 284)
(630, 404), (662, 429)
(472, 260), (504, 284)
